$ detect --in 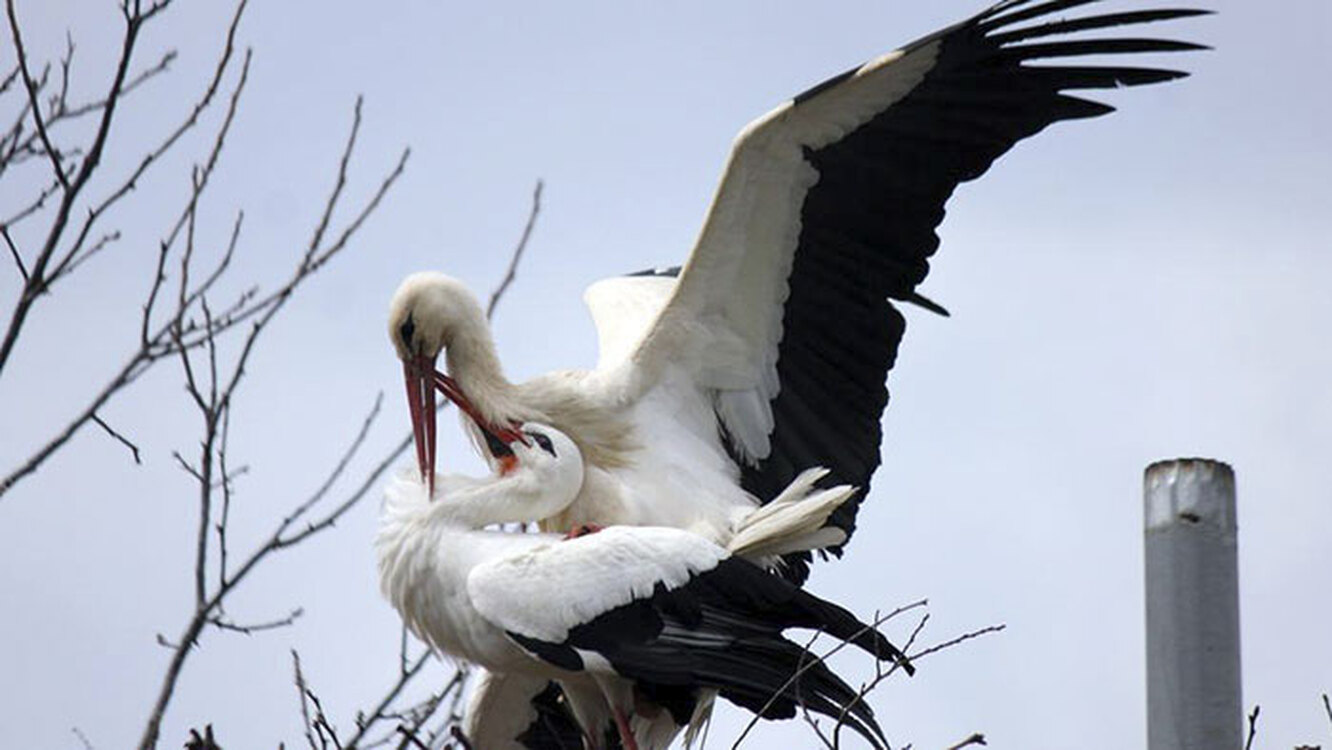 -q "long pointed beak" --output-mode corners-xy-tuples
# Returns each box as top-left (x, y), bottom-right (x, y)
(403, 355), (437, 496)
(434, 372), (529, 447)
